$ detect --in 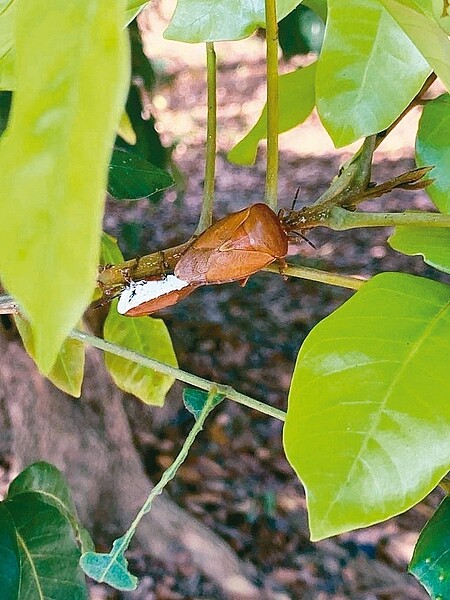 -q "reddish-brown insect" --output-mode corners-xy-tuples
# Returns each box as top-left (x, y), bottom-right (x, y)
(117, 275), (198, 317)
(174, 203), (288, 285)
